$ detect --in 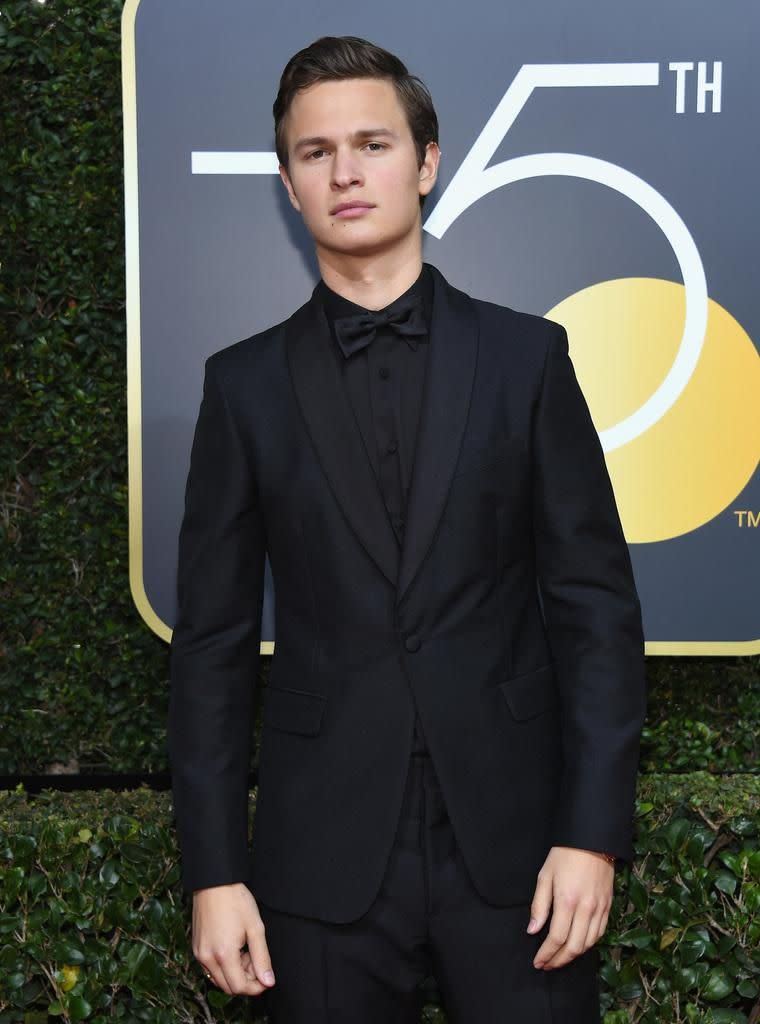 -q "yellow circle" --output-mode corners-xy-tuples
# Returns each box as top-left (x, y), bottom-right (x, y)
(547, 278), (760, 543)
